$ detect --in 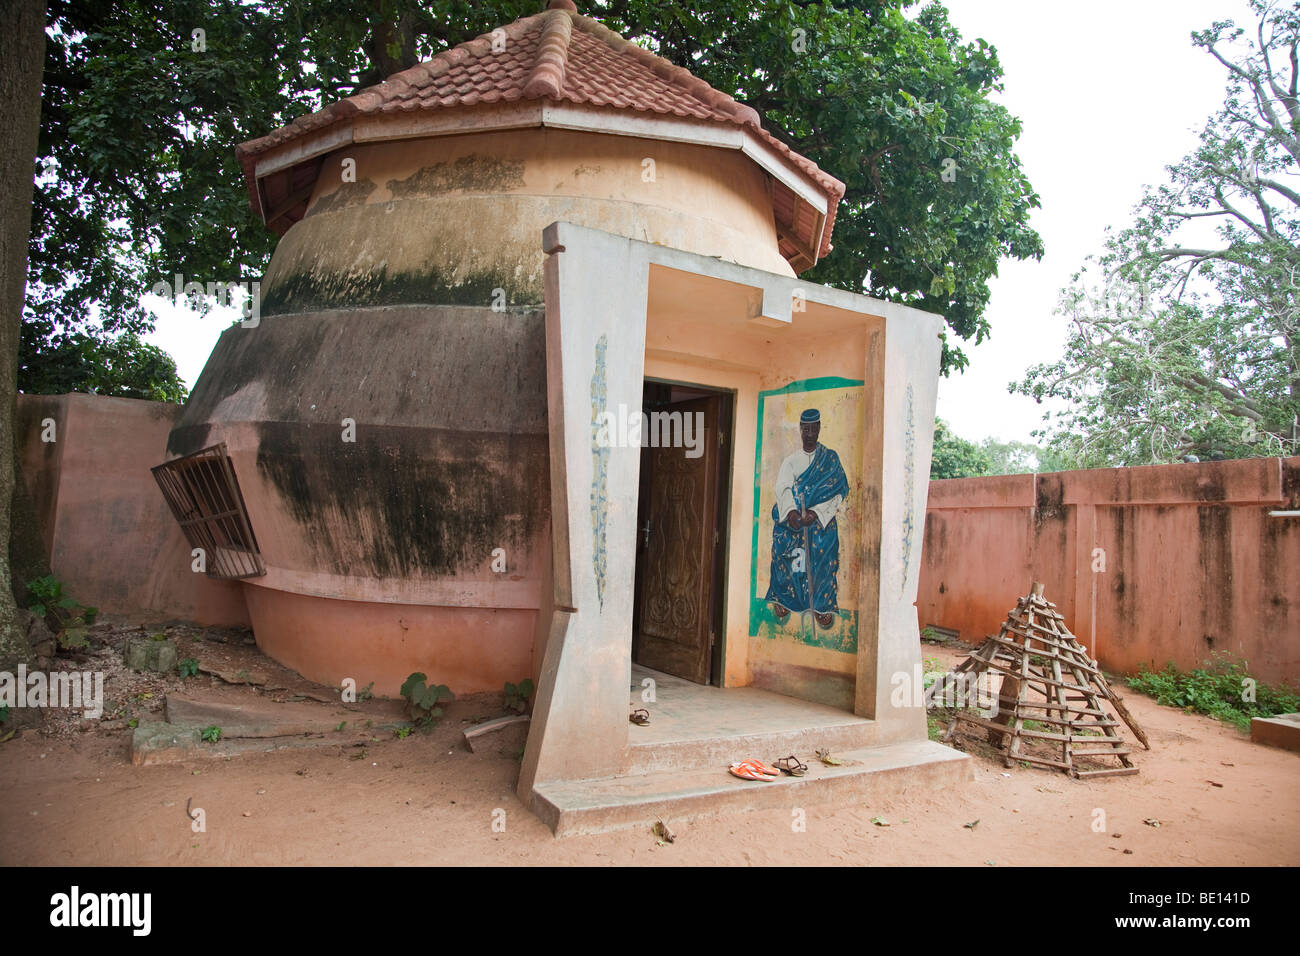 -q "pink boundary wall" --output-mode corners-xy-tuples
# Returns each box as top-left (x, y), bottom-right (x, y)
(16, 393), (250, 627)
(918, 457), (1300, 686)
